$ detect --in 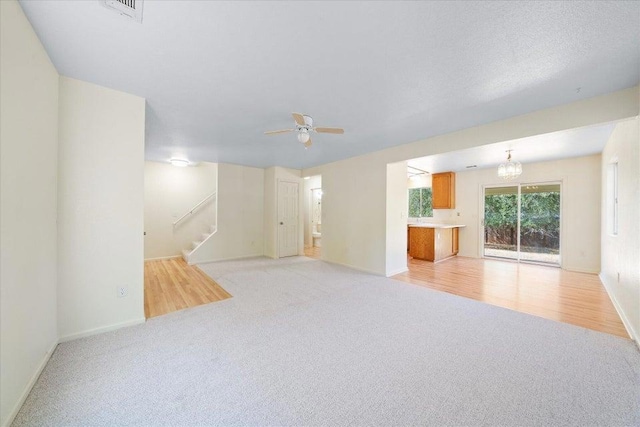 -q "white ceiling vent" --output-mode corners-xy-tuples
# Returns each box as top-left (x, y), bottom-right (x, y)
(99, 0), (143, 23)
